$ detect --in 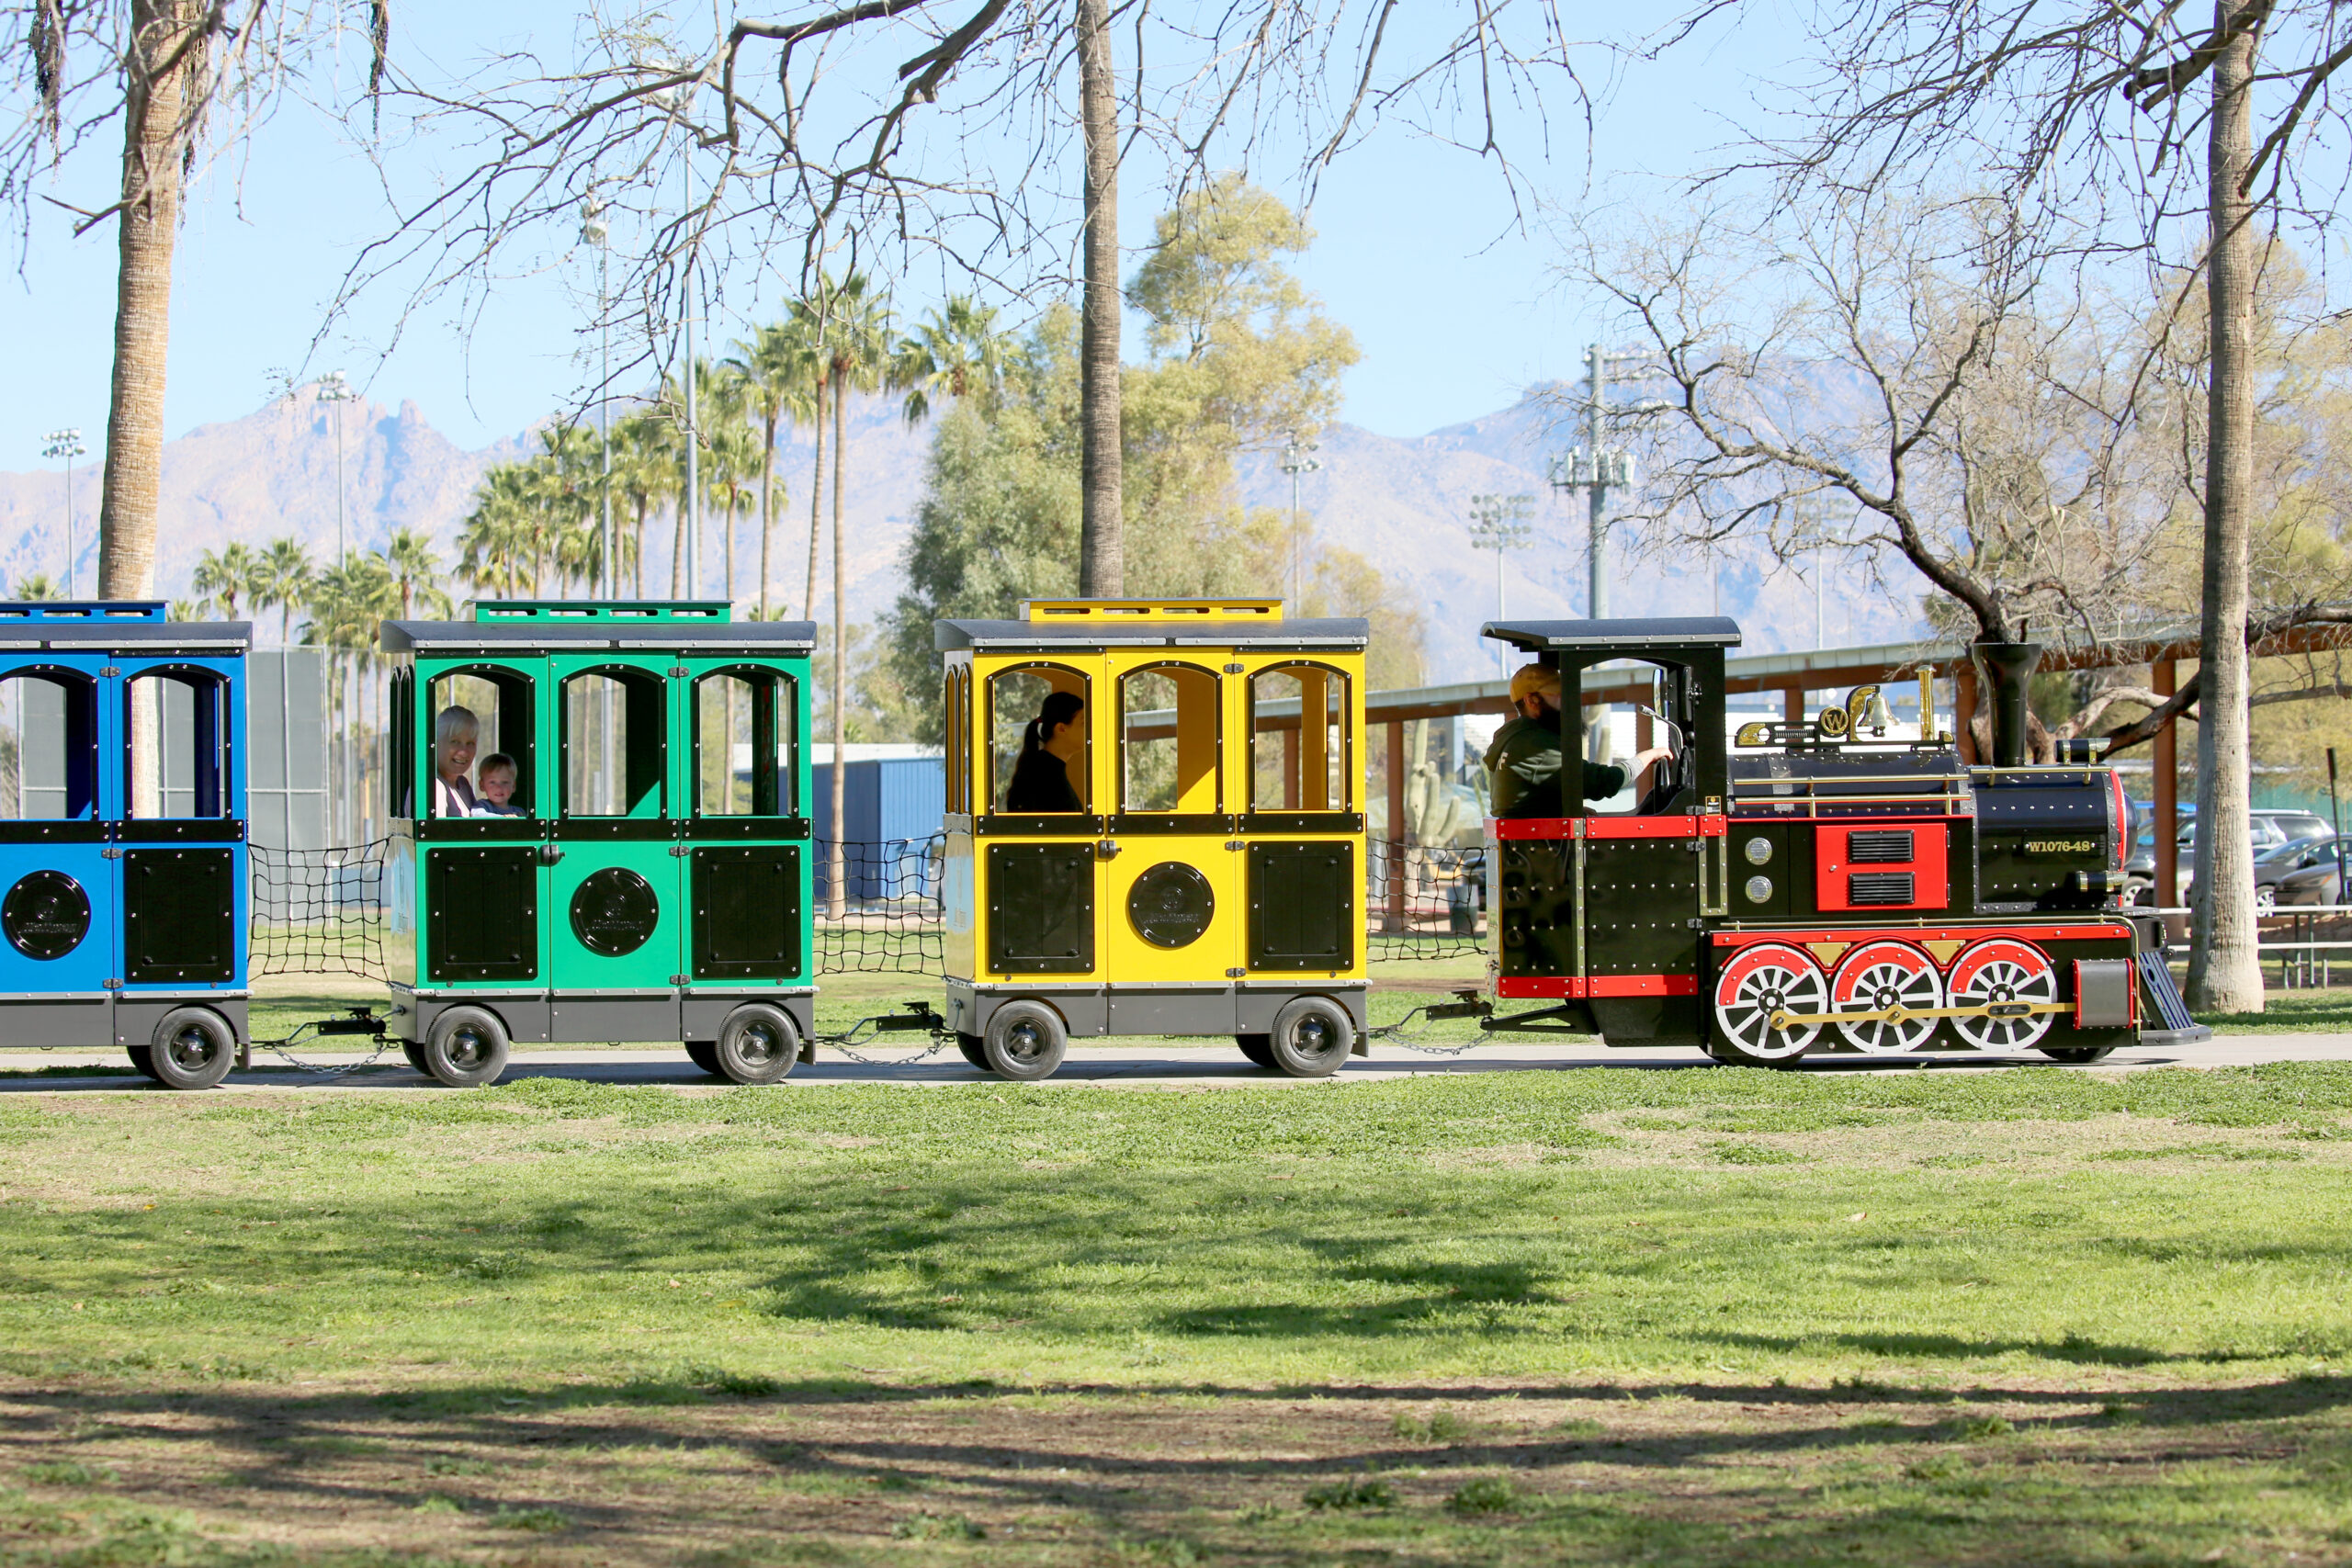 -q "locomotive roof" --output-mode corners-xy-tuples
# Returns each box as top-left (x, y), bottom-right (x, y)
(935, 615), (1371, 652)
(0, 602), (250, 654)
(1483, 616), (1744, 652)
(379, 618), (818, 656)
